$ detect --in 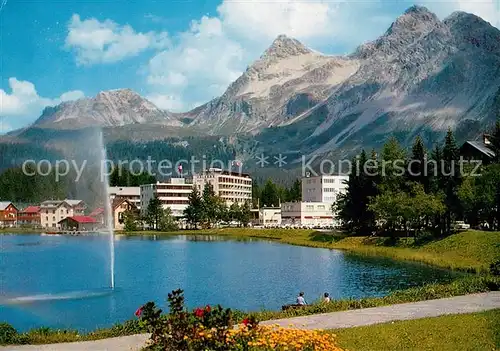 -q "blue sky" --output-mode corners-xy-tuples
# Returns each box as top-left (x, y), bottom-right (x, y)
(1, 0), (499, 132)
